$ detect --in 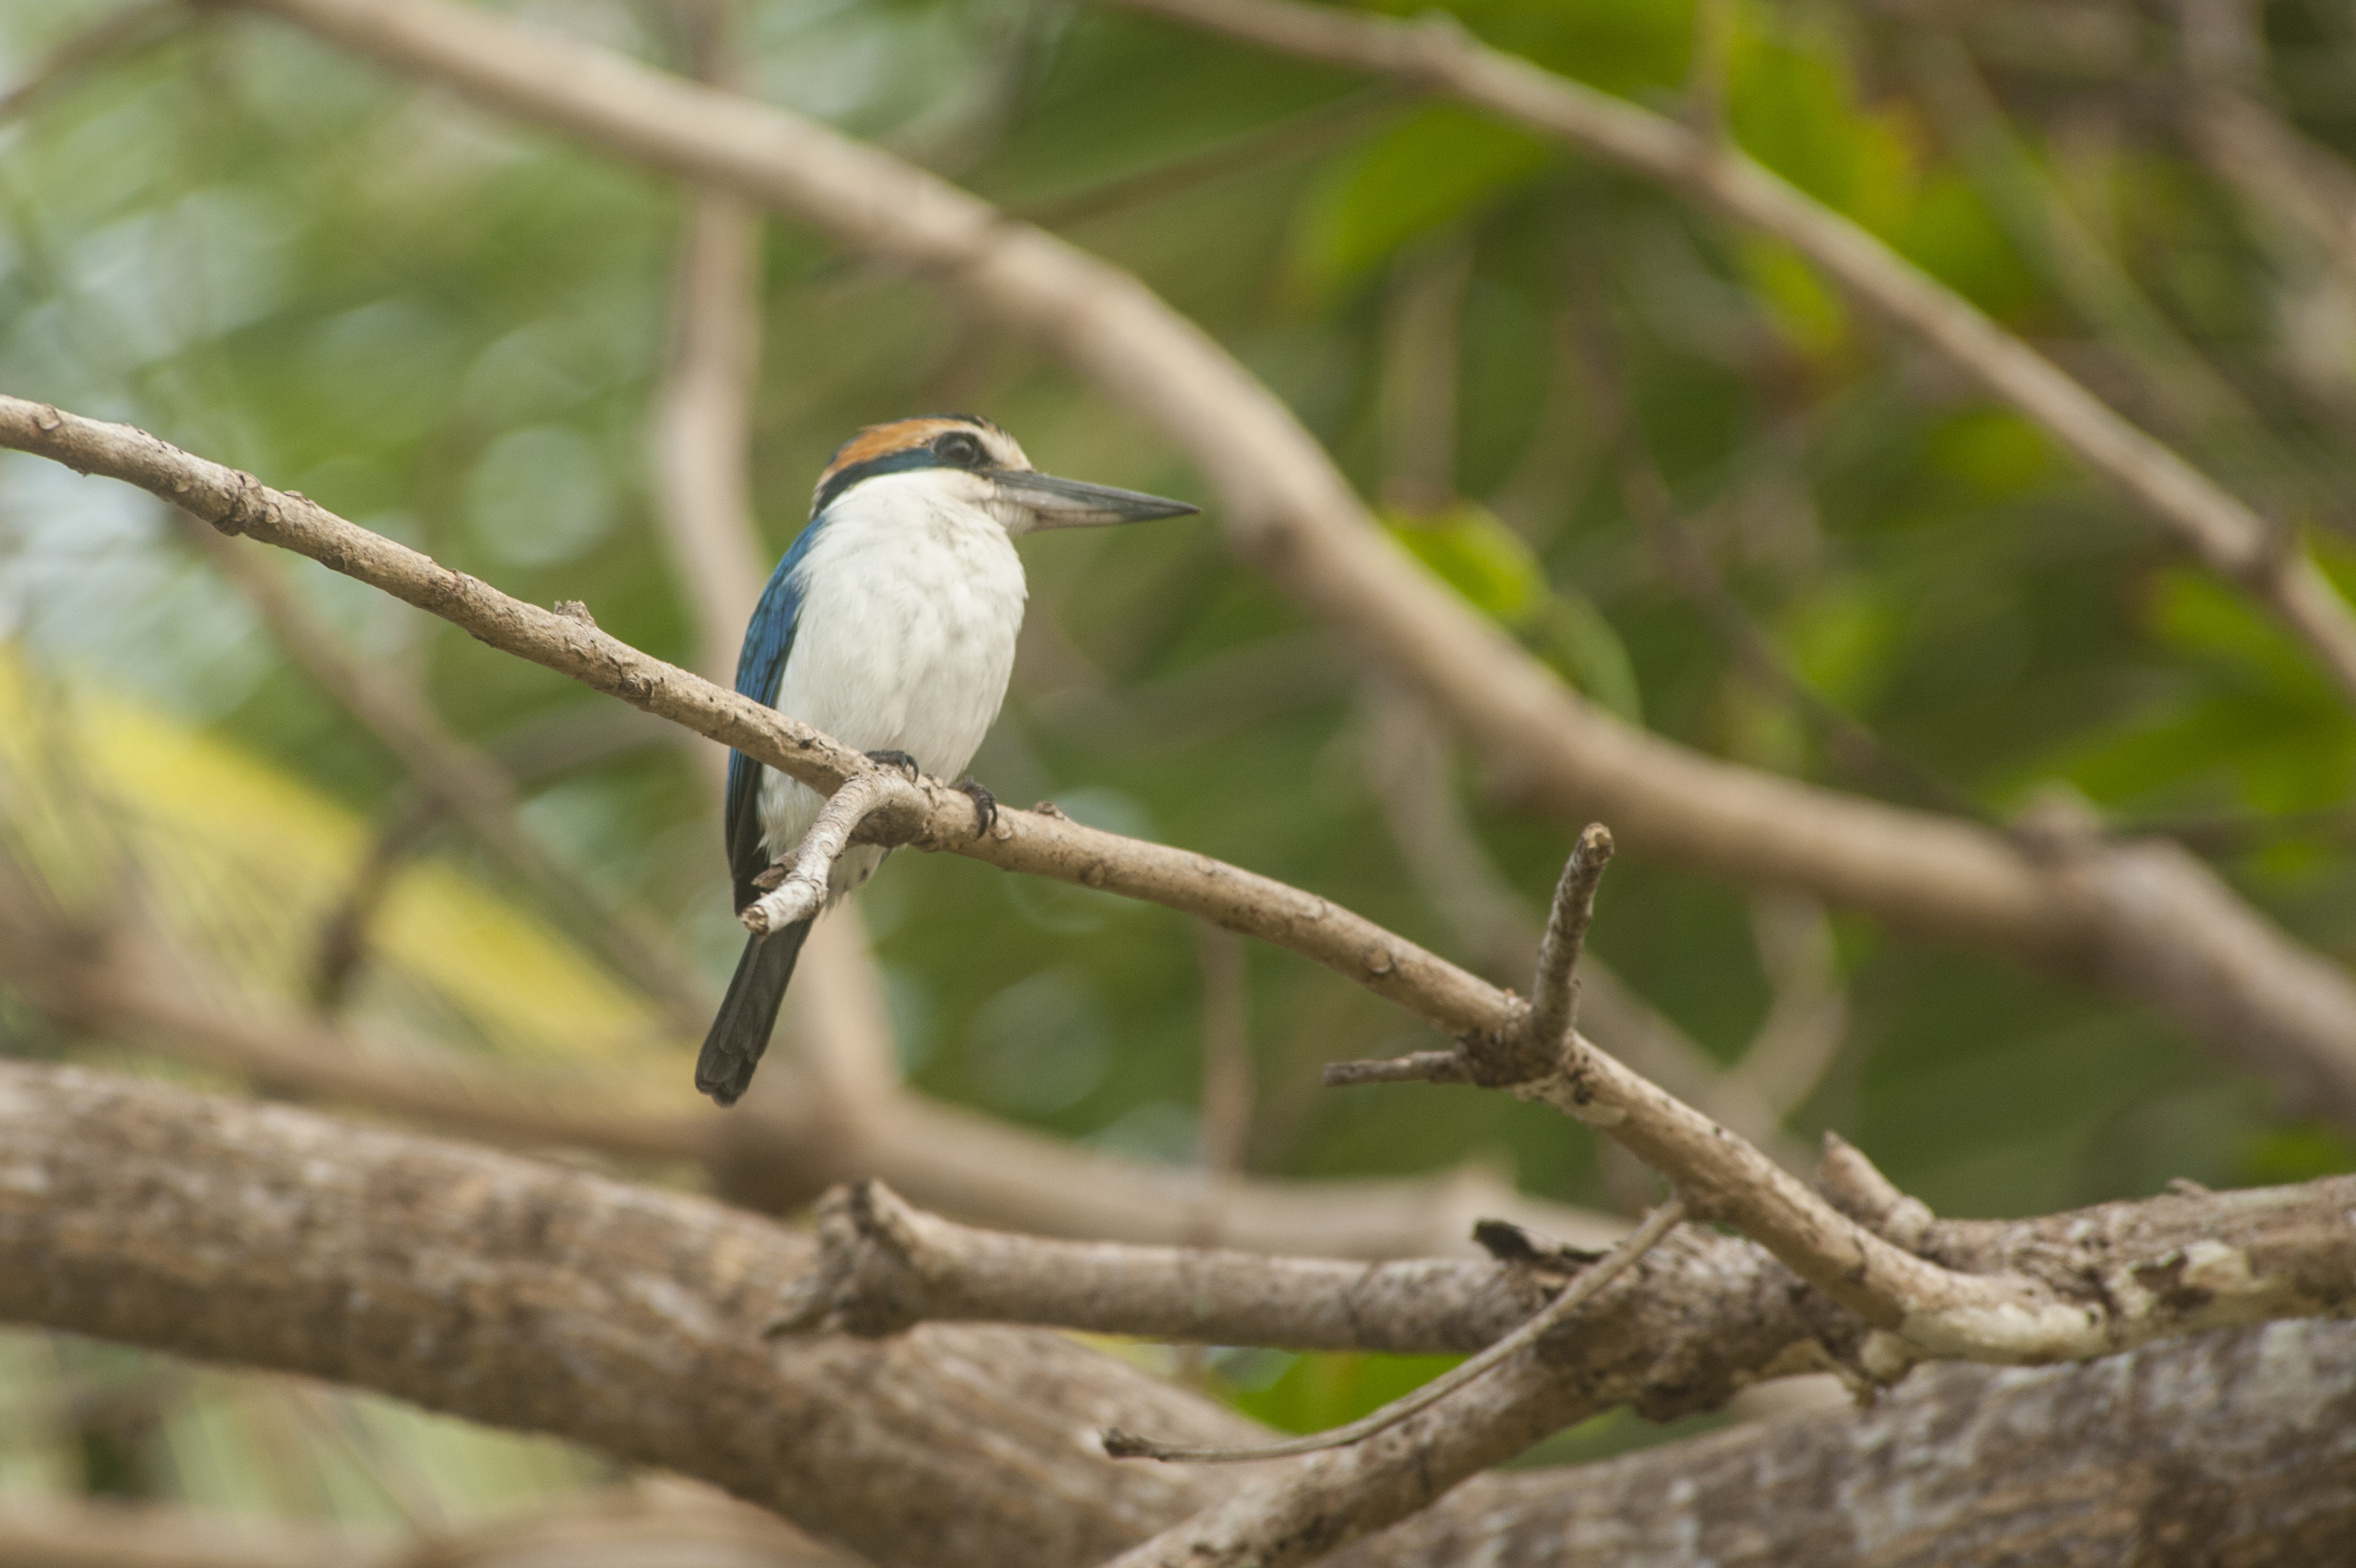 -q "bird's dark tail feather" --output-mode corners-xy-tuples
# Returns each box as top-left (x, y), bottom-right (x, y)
(697, 918), (811, 1105)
